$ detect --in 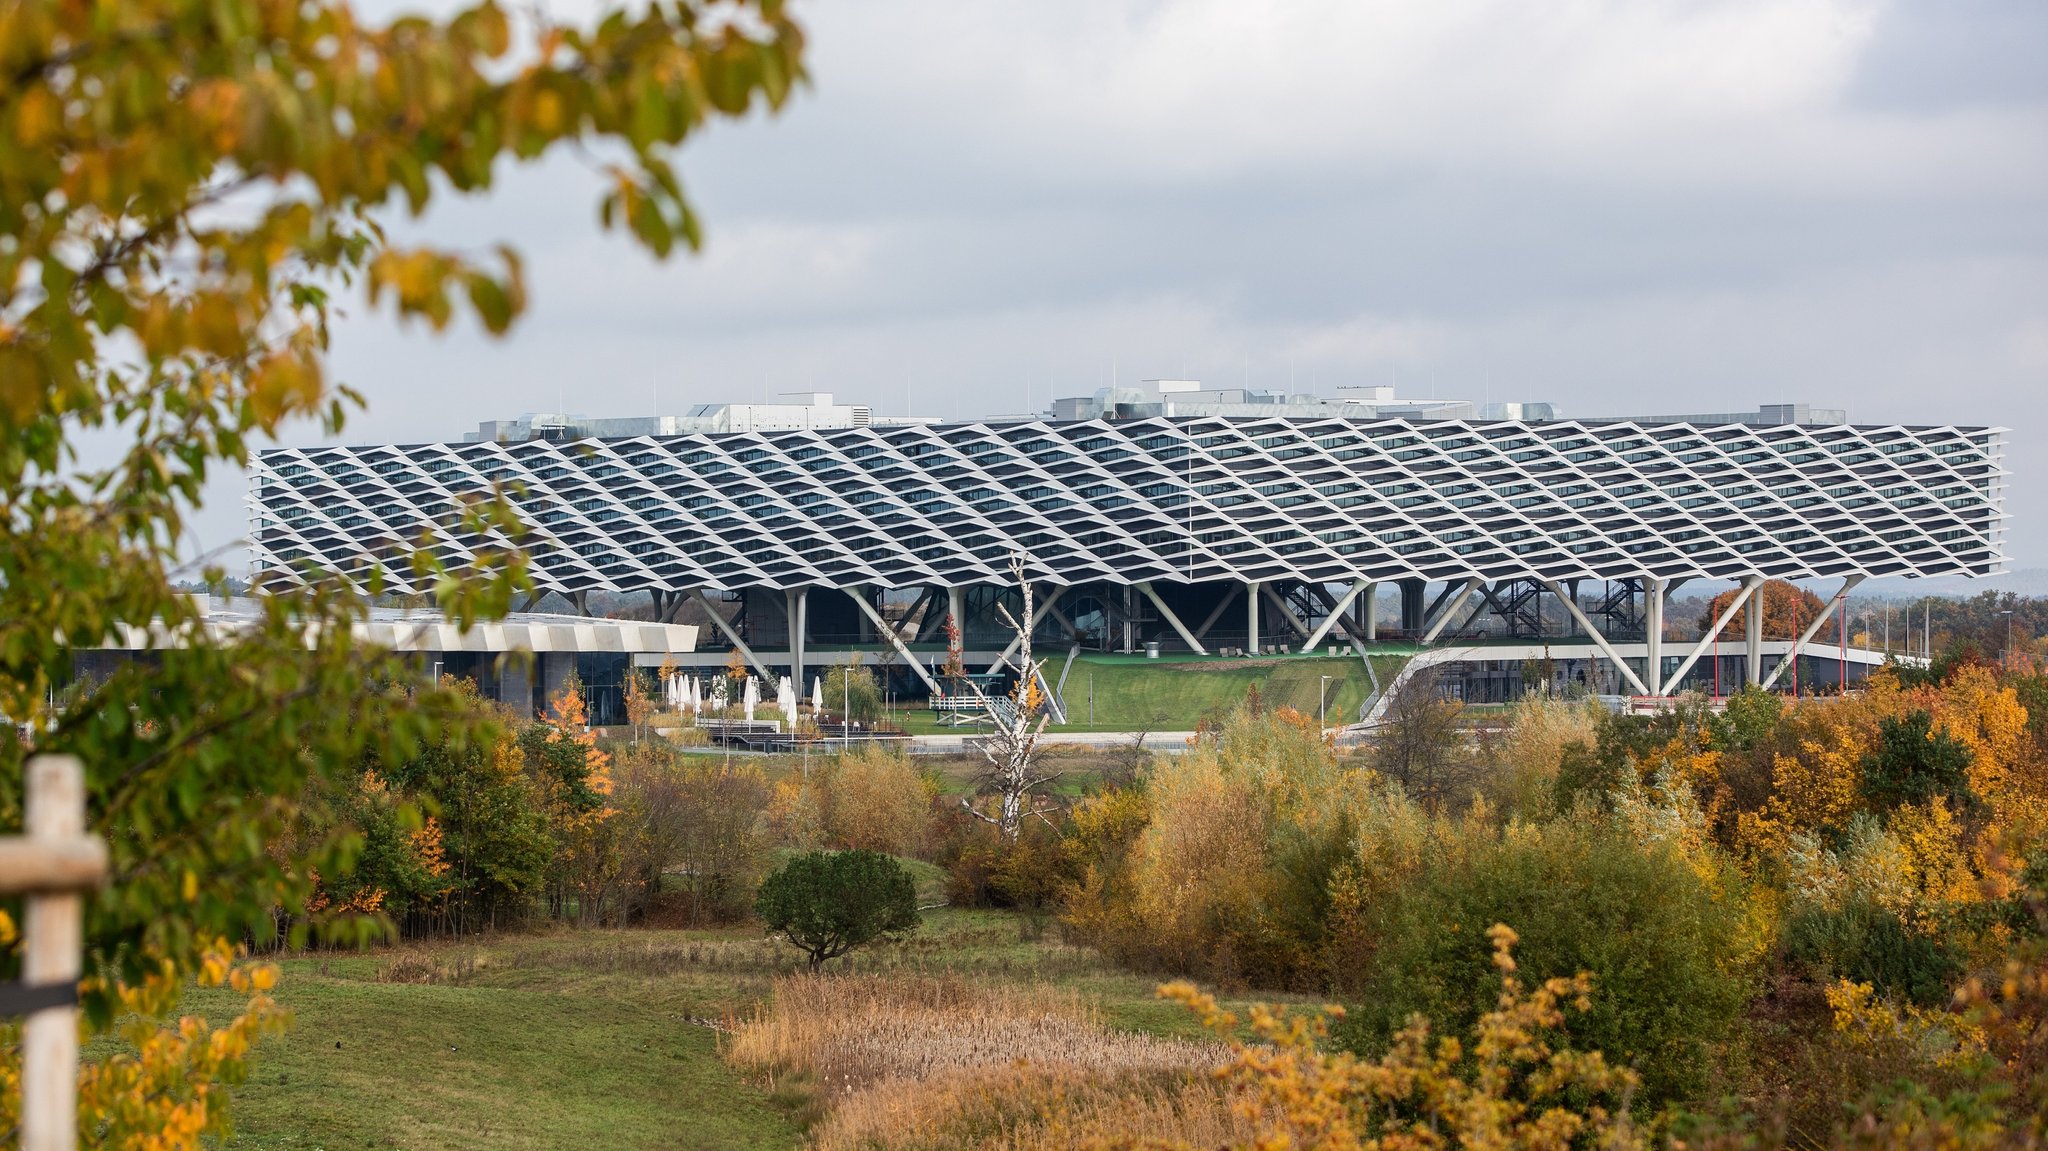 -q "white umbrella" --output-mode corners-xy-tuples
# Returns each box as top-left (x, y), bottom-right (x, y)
(743, 675), (759, 723)
(811, 675), (824, 714)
